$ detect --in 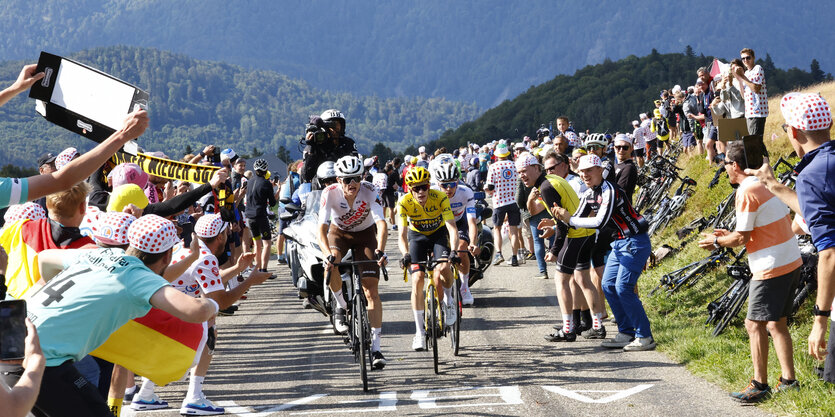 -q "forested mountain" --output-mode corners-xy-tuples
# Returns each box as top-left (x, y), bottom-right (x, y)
(430, 50), (830, 150)
(1, 0), (833, 106)
(0, 47), (479, 167)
